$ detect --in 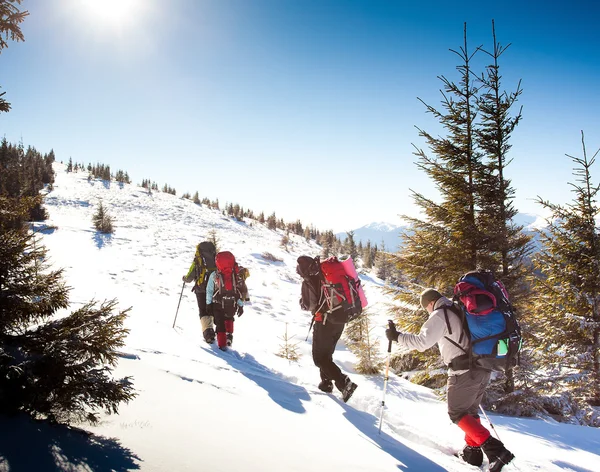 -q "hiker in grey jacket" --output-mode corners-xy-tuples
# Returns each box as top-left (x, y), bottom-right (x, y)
(385, 288), (514, 472)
